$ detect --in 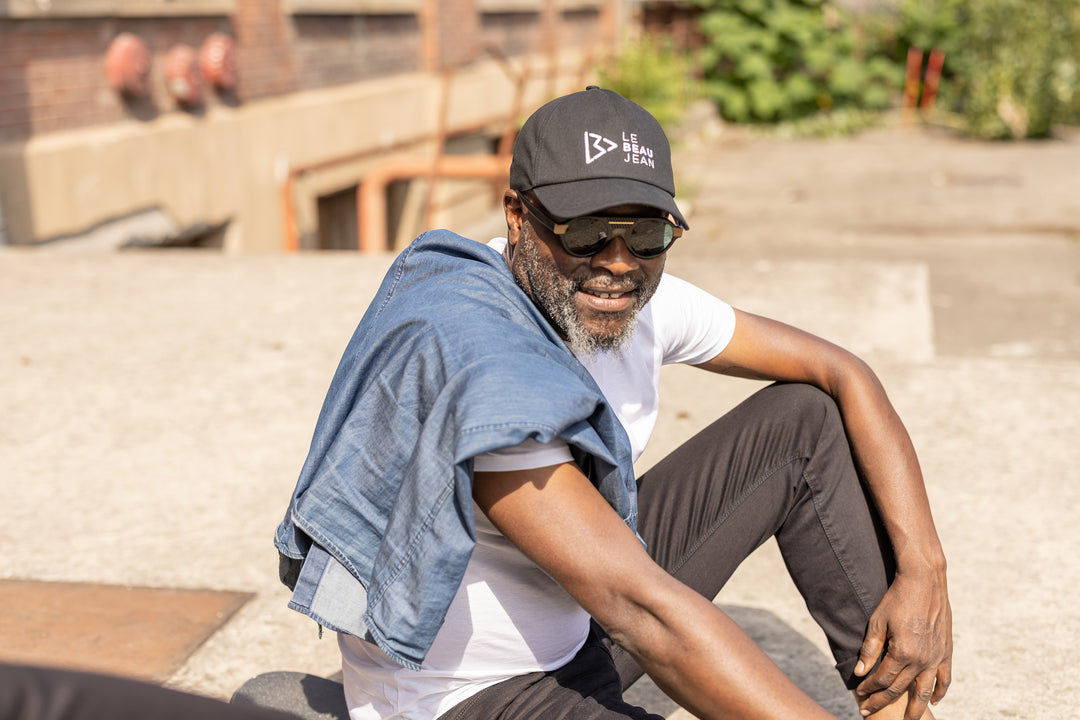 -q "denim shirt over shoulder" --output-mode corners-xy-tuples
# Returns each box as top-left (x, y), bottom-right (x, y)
(274, 229), (637, 671)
